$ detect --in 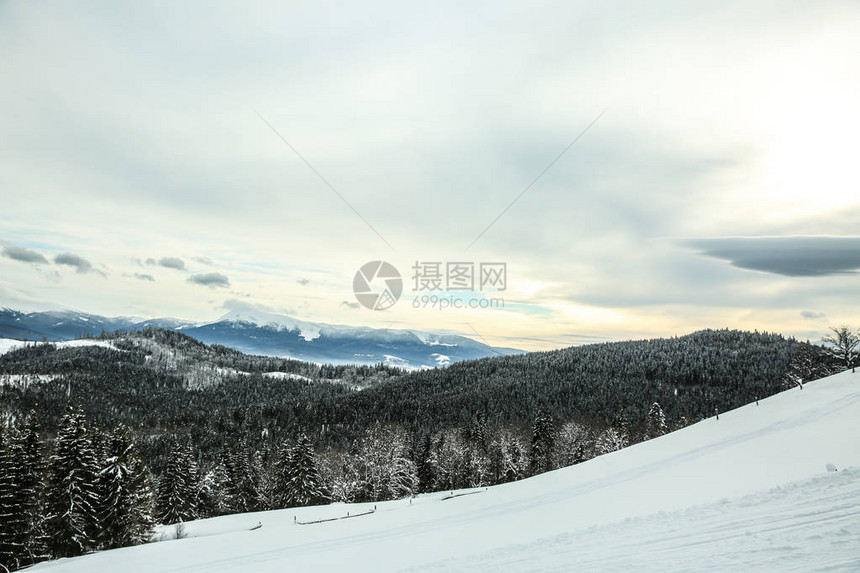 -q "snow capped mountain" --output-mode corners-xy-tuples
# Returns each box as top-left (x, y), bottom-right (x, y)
(184, 309), (519, 367)
(0, 308), (519, 368)
(216, 308), (324, 340)
(28, 370), (860, 572)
